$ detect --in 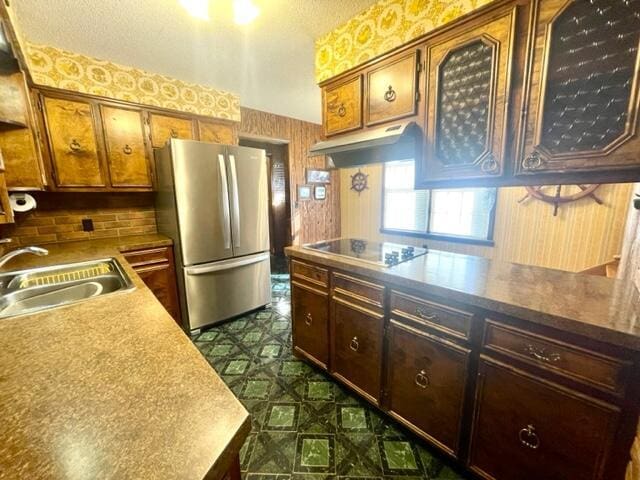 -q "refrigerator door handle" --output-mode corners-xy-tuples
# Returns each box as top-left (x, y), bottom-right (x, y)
(185, 252), (270, 275)
(228, 154), (241, 248)
(217, 154), (232, 249)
